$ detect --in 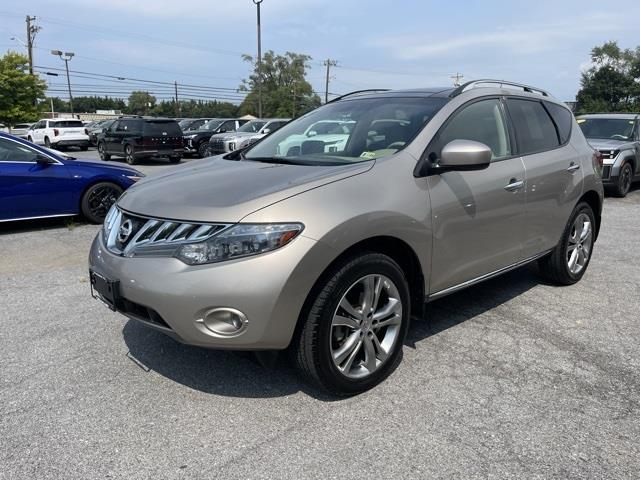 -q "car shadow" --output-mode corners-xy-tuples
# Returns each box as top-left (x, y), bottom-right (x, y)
(121, 264), (540, 400)
(0, 216), (88, 235)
